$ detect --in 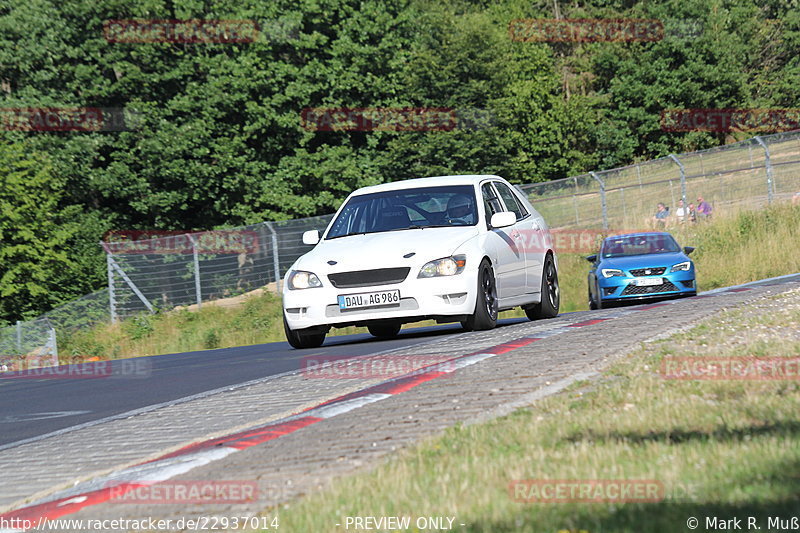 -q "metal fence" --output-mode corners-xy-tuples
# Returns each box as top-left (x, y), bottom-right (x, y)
(0, 319), (57, 371)
(104, 214), (334, 320)
(519, 132), (800, 229)
(3, 130), (800, 362)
